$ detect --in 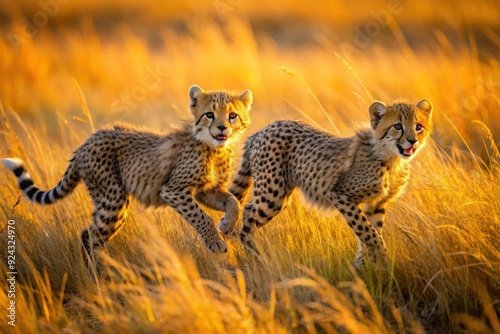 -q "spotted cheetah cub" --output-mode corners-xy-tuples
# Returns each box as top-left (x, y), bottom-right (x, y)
(228, 99), (432, 267)
(2, 85), (252, 255)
